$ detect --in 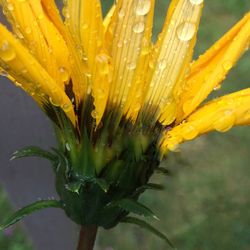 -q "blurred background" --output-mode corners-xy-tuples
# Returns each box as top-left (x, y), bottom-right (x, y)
(0, 0), (249, 249)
